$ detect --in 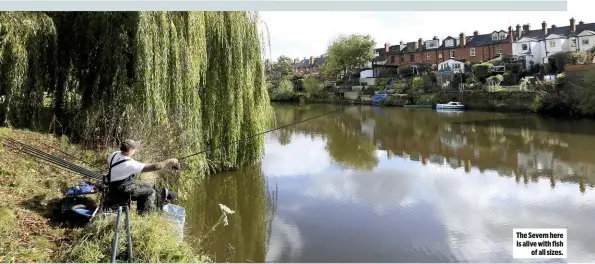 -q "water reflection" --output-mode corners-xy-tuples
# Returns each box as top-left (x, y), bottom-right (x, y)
(183, 164), (278, 262)
(186, 103), (595, 262)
